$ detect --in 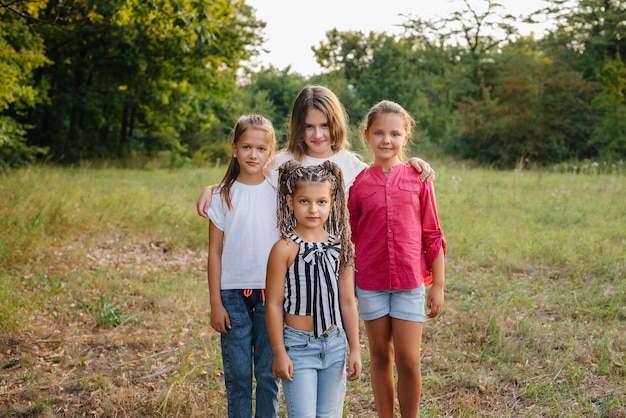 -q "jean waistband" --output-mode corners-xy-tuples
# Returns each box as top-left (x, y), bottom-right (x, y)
(284, 324), (341, 340)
